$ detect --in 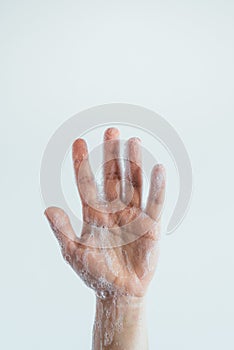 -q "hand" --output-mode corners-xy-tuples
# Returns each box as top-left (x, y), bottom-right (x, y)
(45, 128), (166, 300)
